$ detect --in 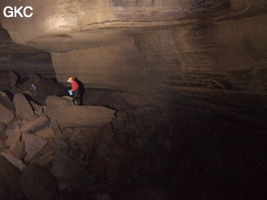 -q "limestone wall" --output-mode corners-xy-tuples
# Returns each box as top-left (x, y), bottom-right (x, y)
(0, 0), (266, 91)
(51, 13), (267, 92)
(0, 24), (55, 79)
